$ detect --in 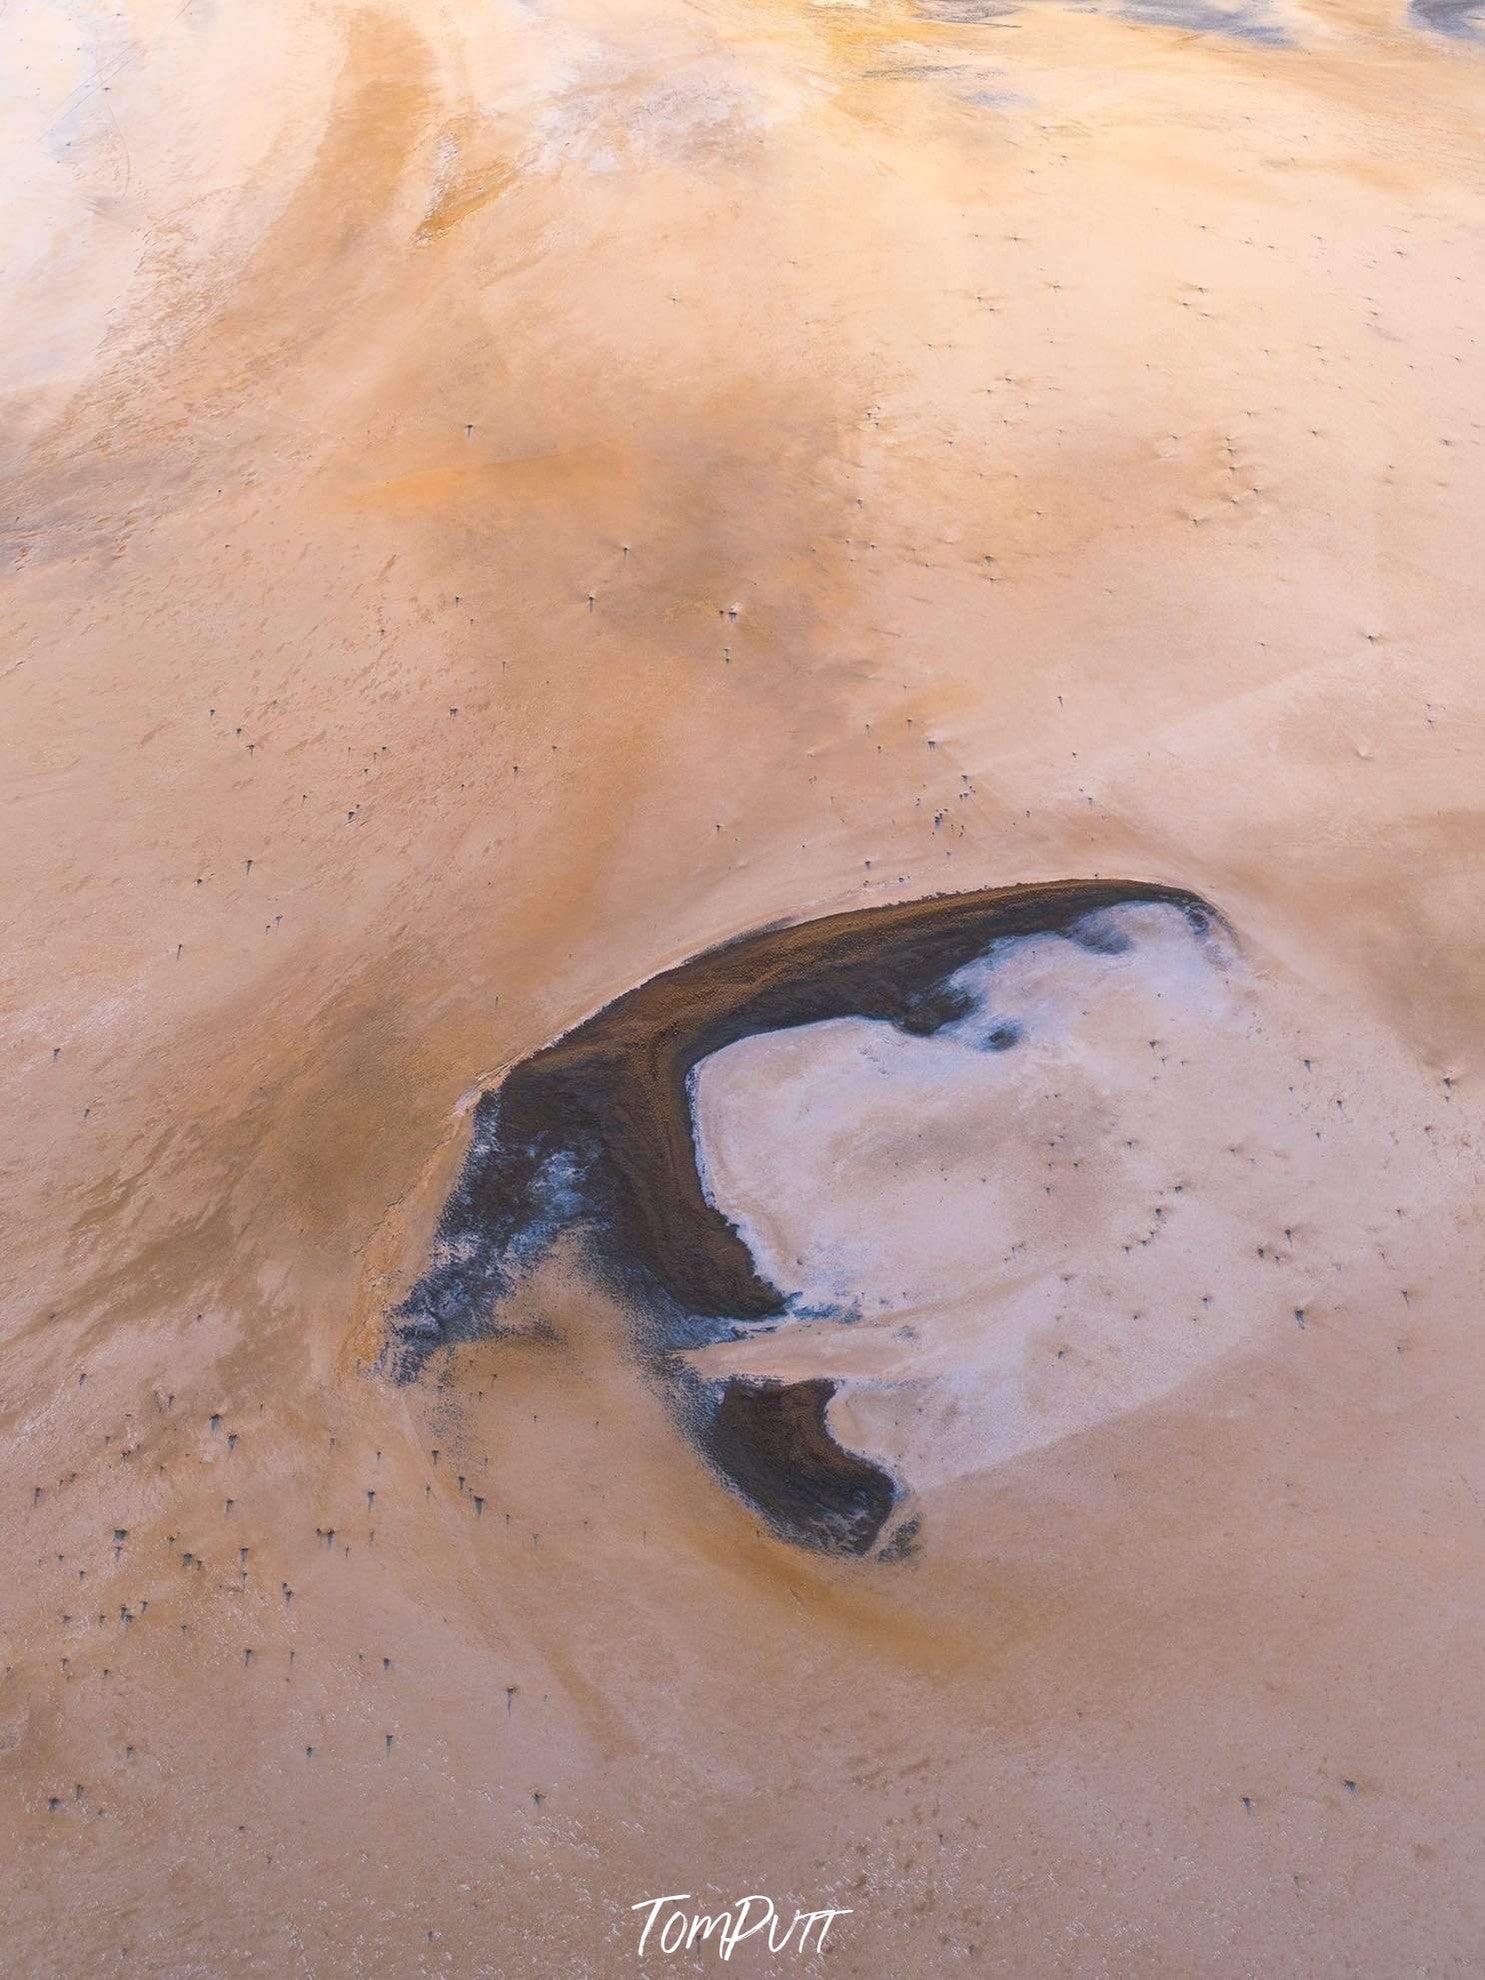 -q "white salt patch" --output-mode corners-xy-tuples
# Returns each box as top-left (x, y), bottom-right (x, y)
(686, 903), (1441, 1497)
